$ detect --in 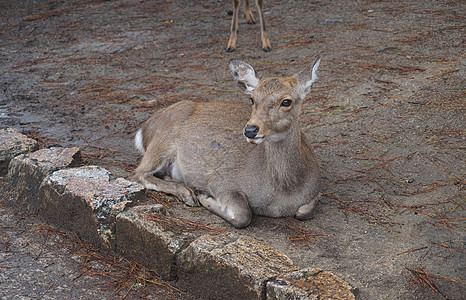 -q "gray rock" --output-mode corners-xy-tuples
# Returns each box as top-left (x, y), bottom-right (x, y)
(7, 147), (81, 209)
(0, 128), (38, 176)
(266, 268), (357, 300)
(115, 204), (196, 280)
(177, 233), (296, 300)
(38, 166), (144, 249)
